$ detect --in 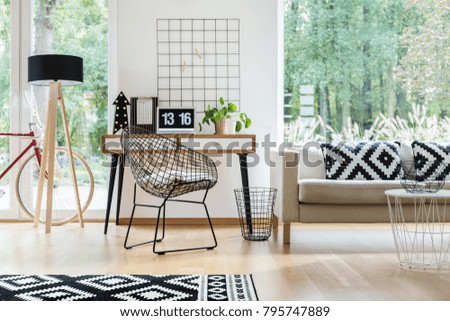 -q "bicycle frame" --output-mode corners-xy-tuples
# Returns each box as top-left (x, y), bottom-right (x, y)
(0, 131), (42, 181)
